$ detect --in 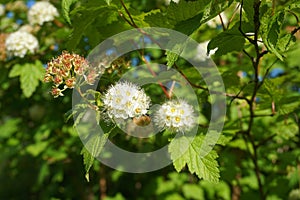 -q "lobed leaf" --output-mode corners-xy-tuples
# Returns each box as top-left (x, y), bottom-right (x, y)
(62, 0), (78, 24)
(260, 1), (300, 60)
(80, 132), (109, 182)
(169, 134), (220, 183)
(9, 61), (45, 98)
